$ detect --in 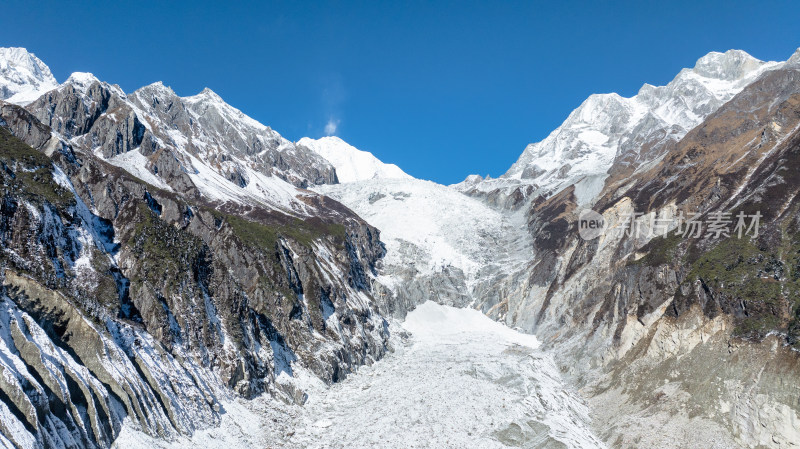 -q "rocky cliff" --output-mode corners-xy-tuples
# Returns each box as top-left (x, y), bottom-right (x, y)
(0, 69), (390, 447)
